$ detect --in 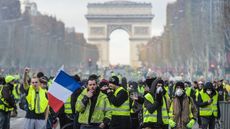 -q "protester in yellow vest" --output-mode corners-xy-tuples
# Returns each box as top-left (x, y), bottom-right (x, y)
(76, 75), (111, 129)
(197, 82), (220, 129)
(0, 75), (17, 129)
(12, 82), (20, 103)
(169, 81), (197, 129)
(142, 78), (170, 129)
(23, 68), (49, 129)
(107, 76), (130, 129)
